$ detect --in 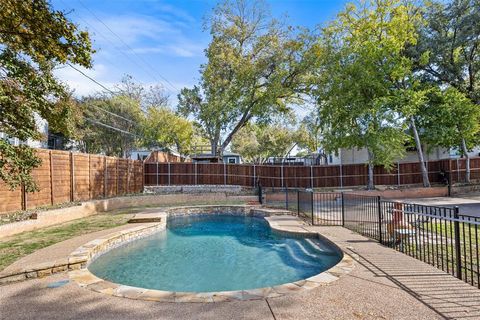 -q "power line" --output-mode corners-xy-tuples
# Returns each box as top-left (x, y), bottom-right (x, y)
(67, 63), (141, 124)
(58, 0), (148, 88)
(66, 62), (116, 94)
(86, 104), (136, 124)
(84, 117), (137, 136)
(76, 0), (180, 93)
